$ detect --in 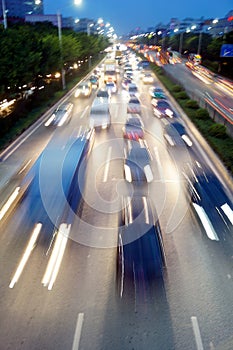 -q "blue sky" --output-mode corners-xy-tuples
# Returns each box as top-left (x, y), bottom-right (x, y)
(44, 0), (232, 35)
